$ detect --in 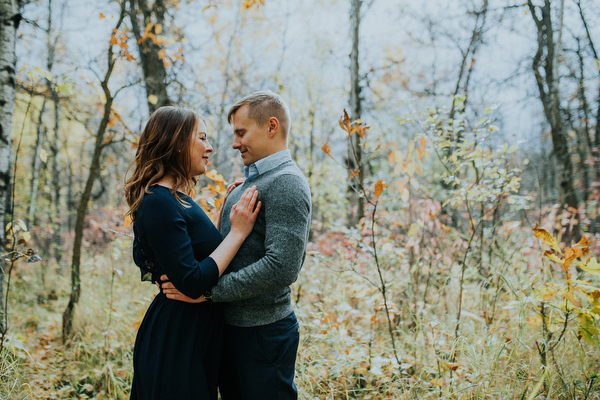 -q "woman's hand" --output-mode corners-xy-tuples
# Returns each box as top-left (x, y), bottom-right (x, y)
(217, 178), (245, 231)
(224, 178), (245, 200)
(159, 275), (207, 303)
(229, 186), (261, 238)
